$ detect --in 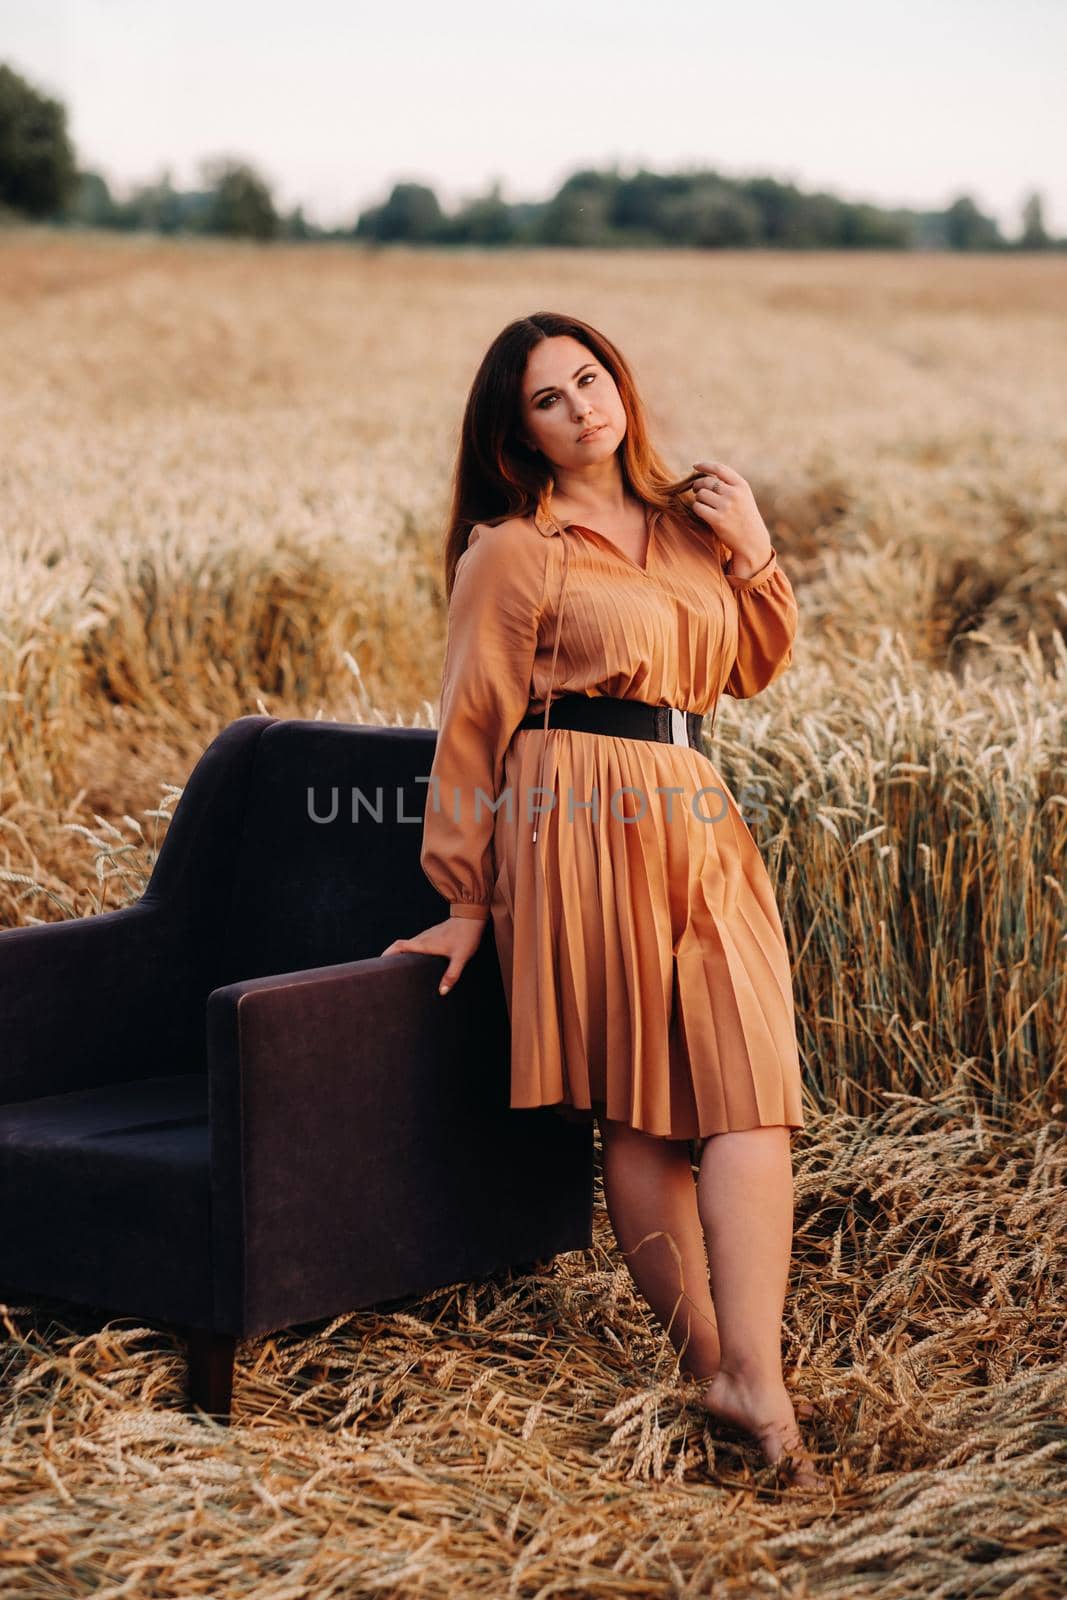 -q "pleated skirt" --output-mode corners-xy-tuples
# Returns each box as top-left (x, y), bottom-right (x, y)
(489, 727), (806, 1141)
